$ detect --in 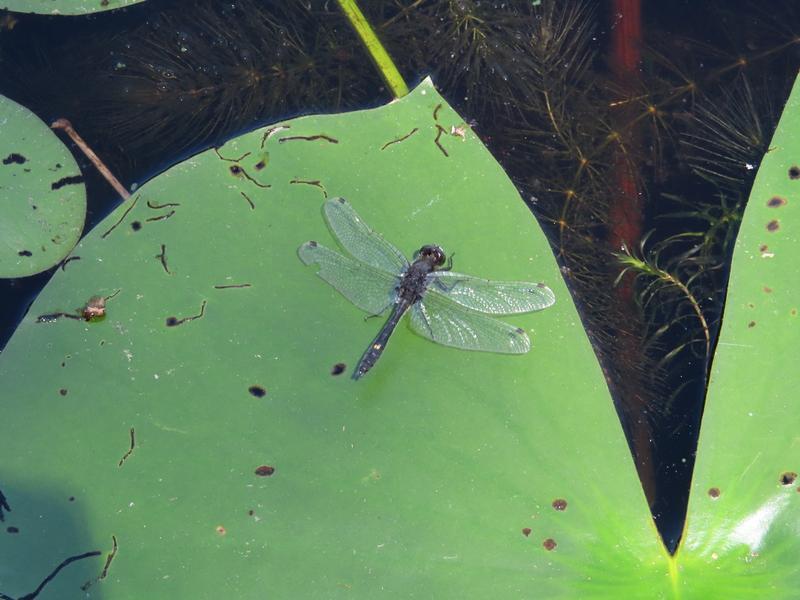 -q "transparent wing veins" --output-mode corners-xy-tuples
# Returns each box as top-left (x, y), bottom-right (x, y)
(409, 289), (531, 354)
(323, 197), (409, 275)
(298, 241), (398, 315)
(427, 271), (555, 315)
